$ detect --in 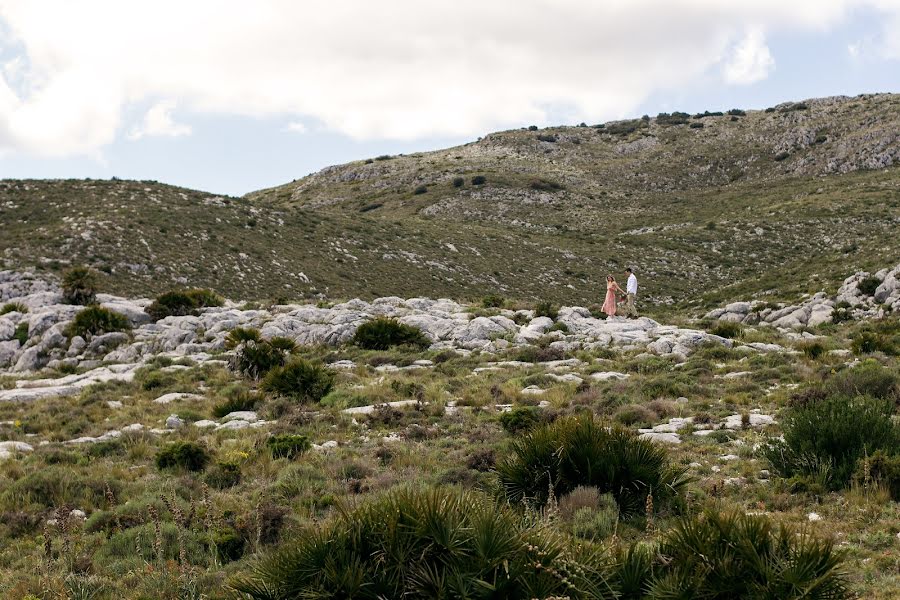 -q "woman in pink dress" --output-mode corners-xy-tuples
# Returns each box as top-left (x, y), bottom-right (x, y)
(602, 275), (624, 317)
